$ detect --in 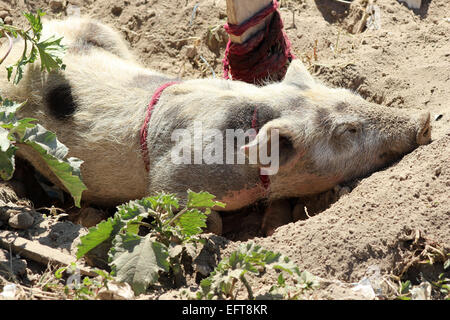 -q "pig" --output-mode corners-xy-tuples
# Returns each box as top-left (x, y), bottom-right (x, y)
(0, 18), (432, 235)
